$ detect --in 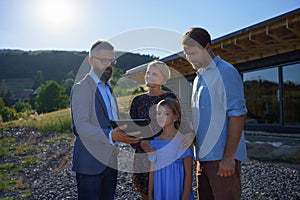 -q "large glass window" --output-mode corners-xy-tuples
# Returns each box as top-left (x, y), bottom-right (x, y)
(243, 68), (279, 124)
(282, 63), (300, 125)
